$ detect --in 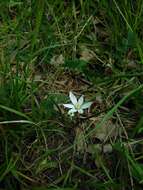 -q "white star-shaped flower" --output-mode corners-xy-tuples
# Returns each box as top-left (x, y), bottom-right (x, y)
(63, 91), (92, 117)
